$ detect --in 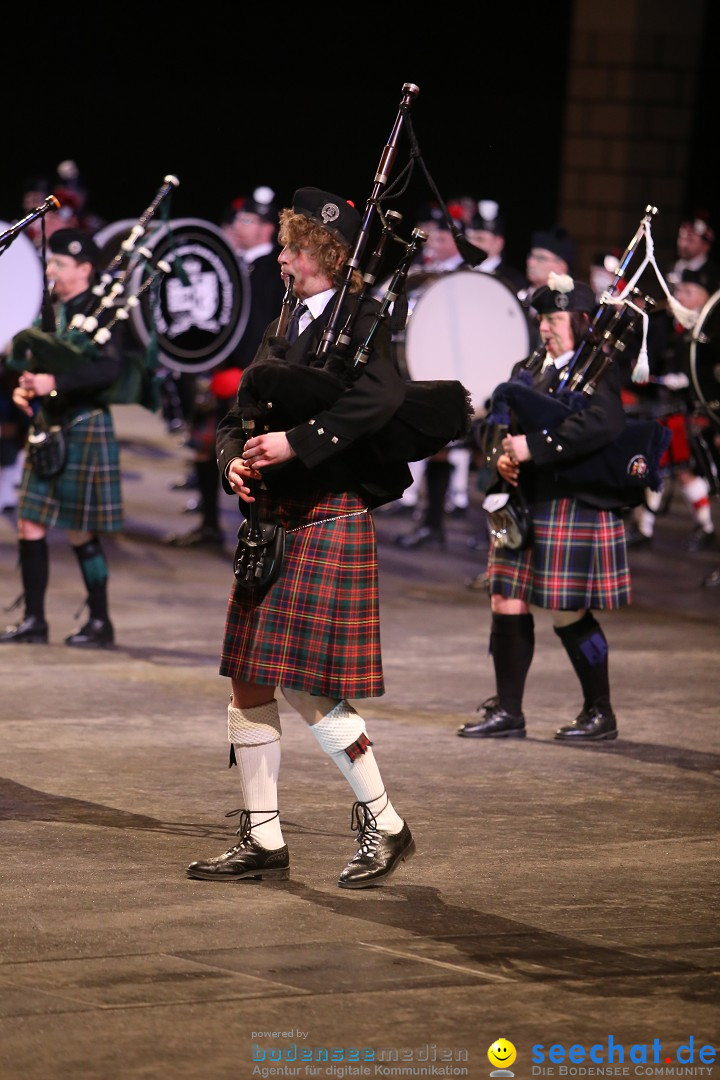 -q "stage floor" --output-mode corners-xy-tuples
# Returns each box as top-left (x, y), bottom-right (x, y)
(1, 406), (717, 1080)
